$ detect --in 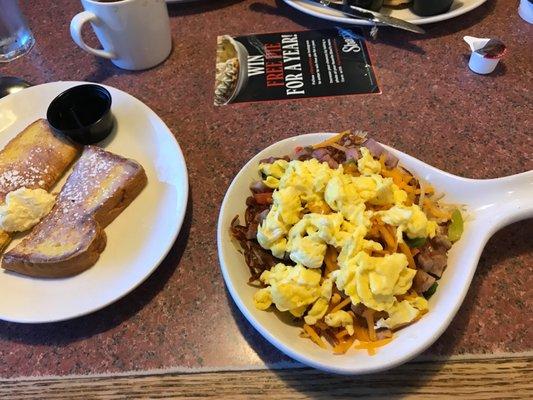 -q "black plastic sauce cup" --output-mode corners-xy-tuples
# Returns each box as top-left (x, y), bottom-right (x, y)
(411, 0), (453, 16)
(47, 84), (113, 145)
